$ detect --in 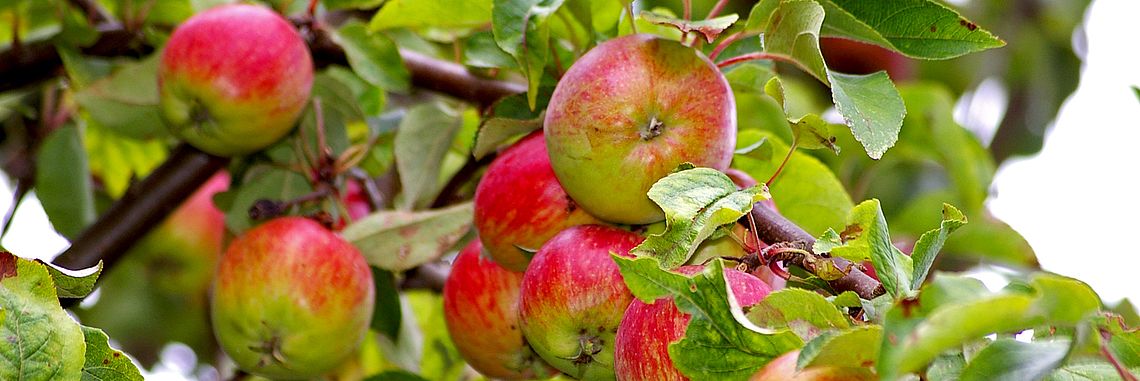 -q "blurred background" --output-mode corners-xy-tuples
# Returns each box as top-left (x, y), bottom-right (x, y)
(1, 0), (1138, 378)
